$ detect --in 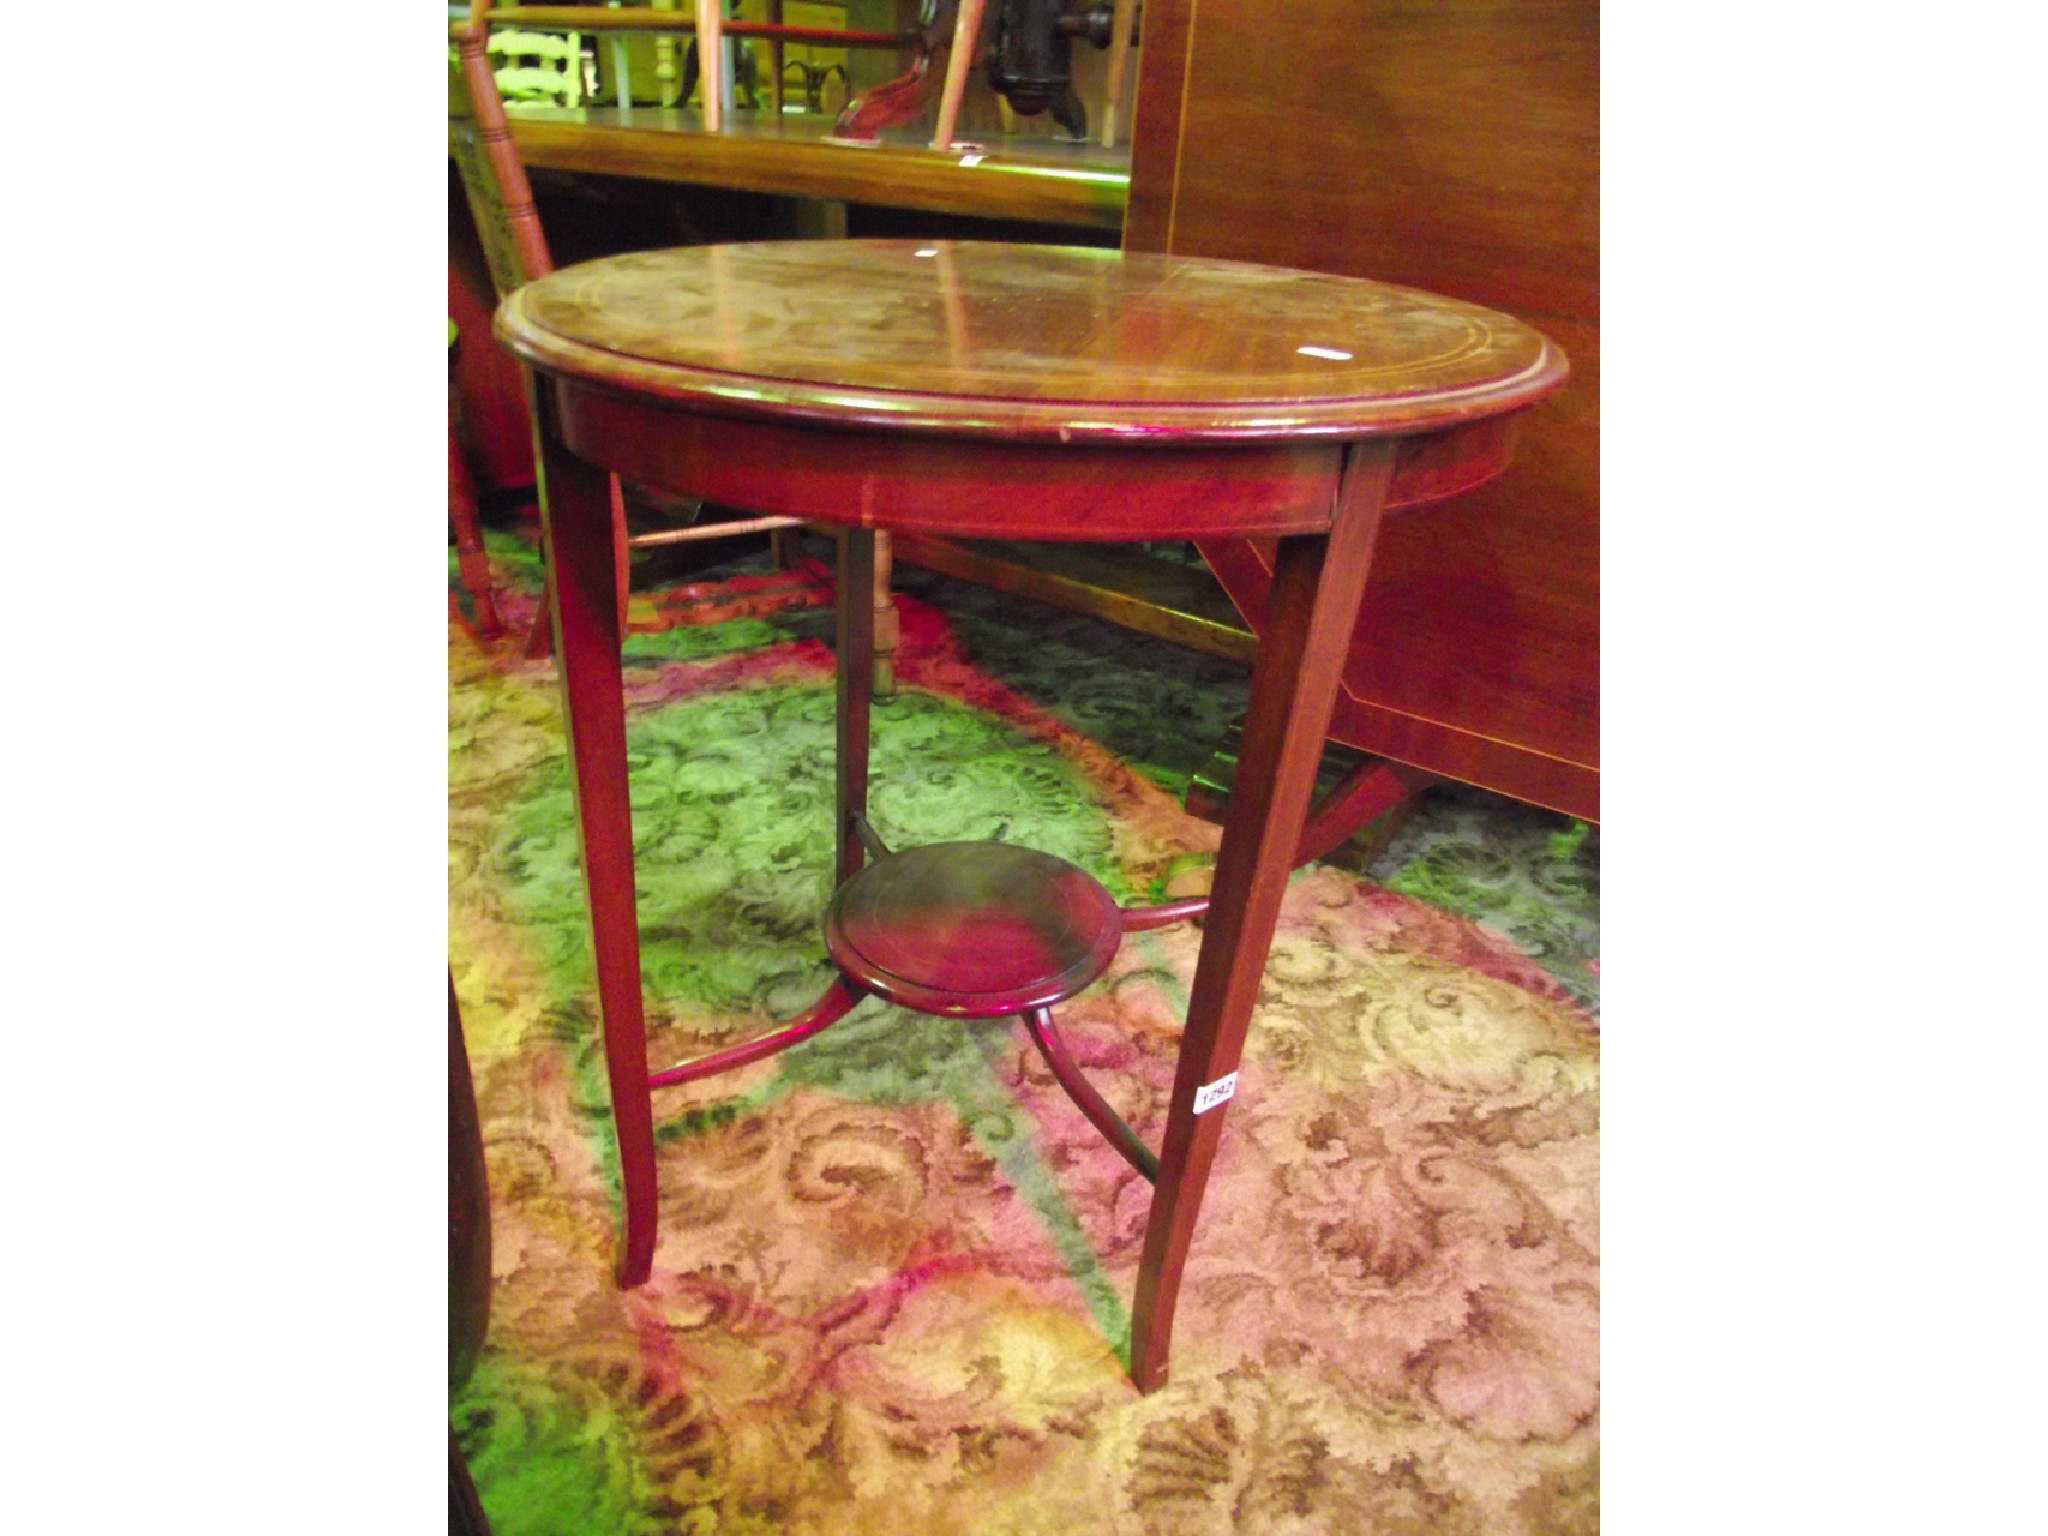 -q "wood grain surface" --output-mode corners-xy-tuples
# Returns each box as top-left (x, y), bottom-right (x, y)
(495, 240), (1566, 443)
(505, 111), (1129, 229)
(1124, 0), (1600, 819)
